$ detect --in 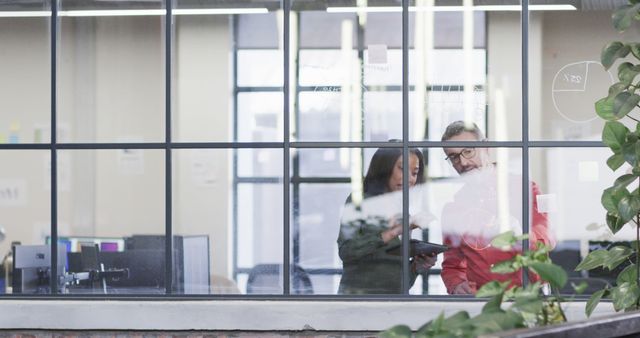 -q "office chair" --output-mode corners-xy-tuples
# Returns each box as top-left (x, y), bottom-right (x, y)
(246, 264), (313, 294)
